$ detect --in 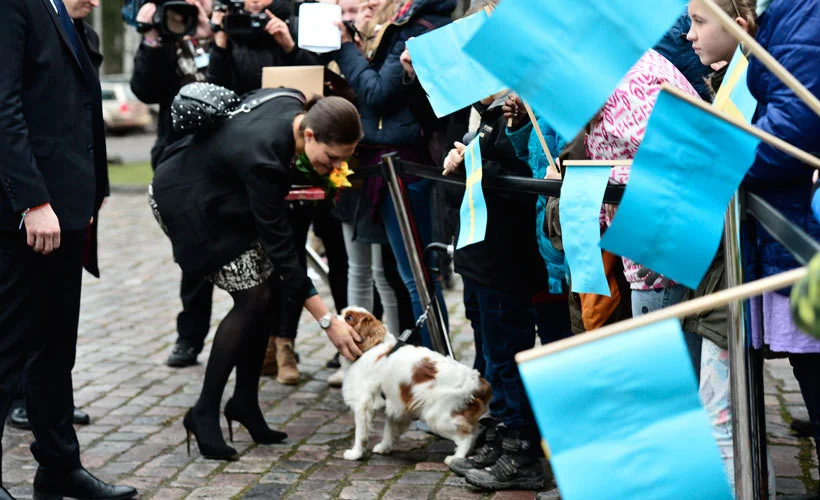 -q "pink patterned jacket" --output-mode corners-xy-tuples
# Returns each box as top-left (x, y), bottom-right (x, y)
(586, 49), (700, 290)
